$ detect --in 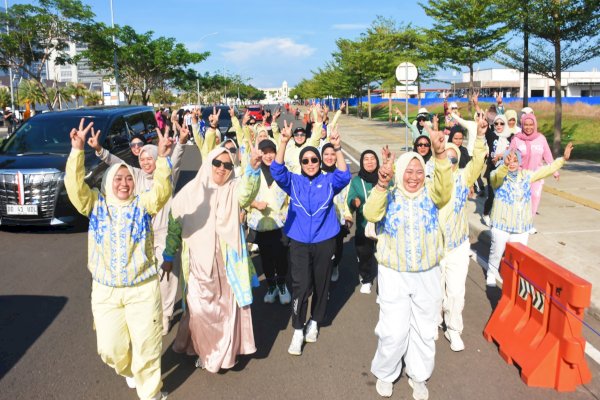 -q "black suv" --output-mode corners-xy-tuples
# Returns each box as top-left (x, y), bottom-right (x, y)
(0, 106), (158, 226)
(201, 105), (237, 140)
